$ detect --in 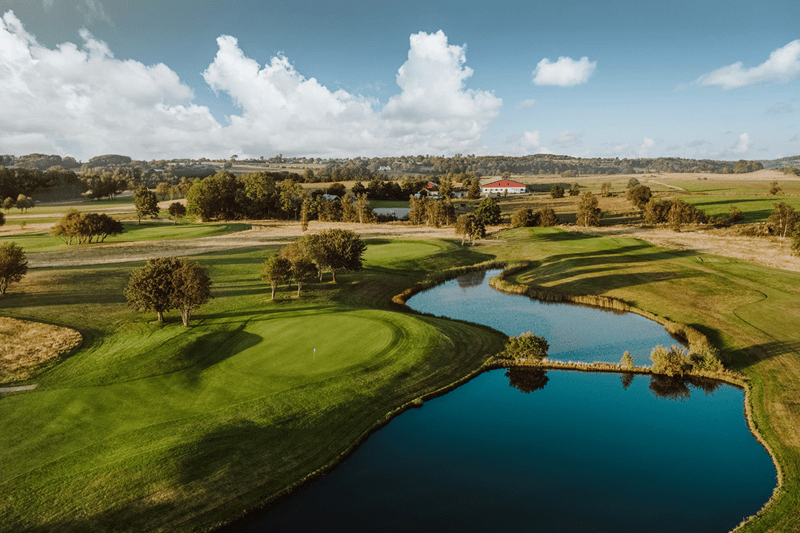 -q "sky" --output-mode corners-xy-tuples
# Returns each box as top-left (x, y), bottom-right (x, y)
(0, 0), (798, 162)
